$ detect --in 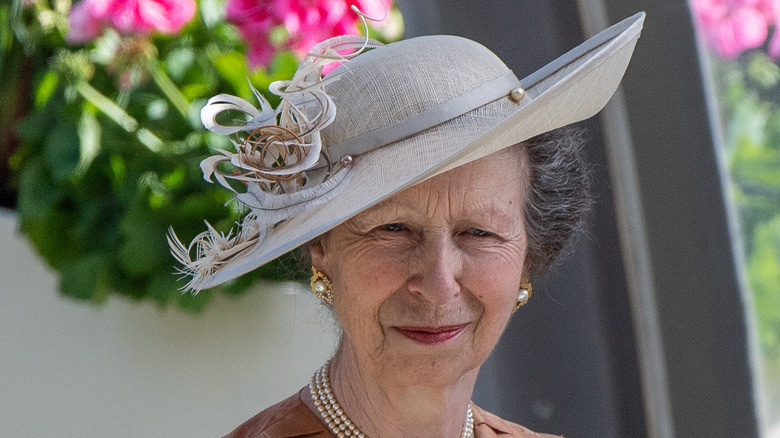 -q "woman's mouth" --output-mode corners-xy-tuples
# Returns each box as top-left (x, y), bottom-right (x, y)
(393, 324), (468, 344)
